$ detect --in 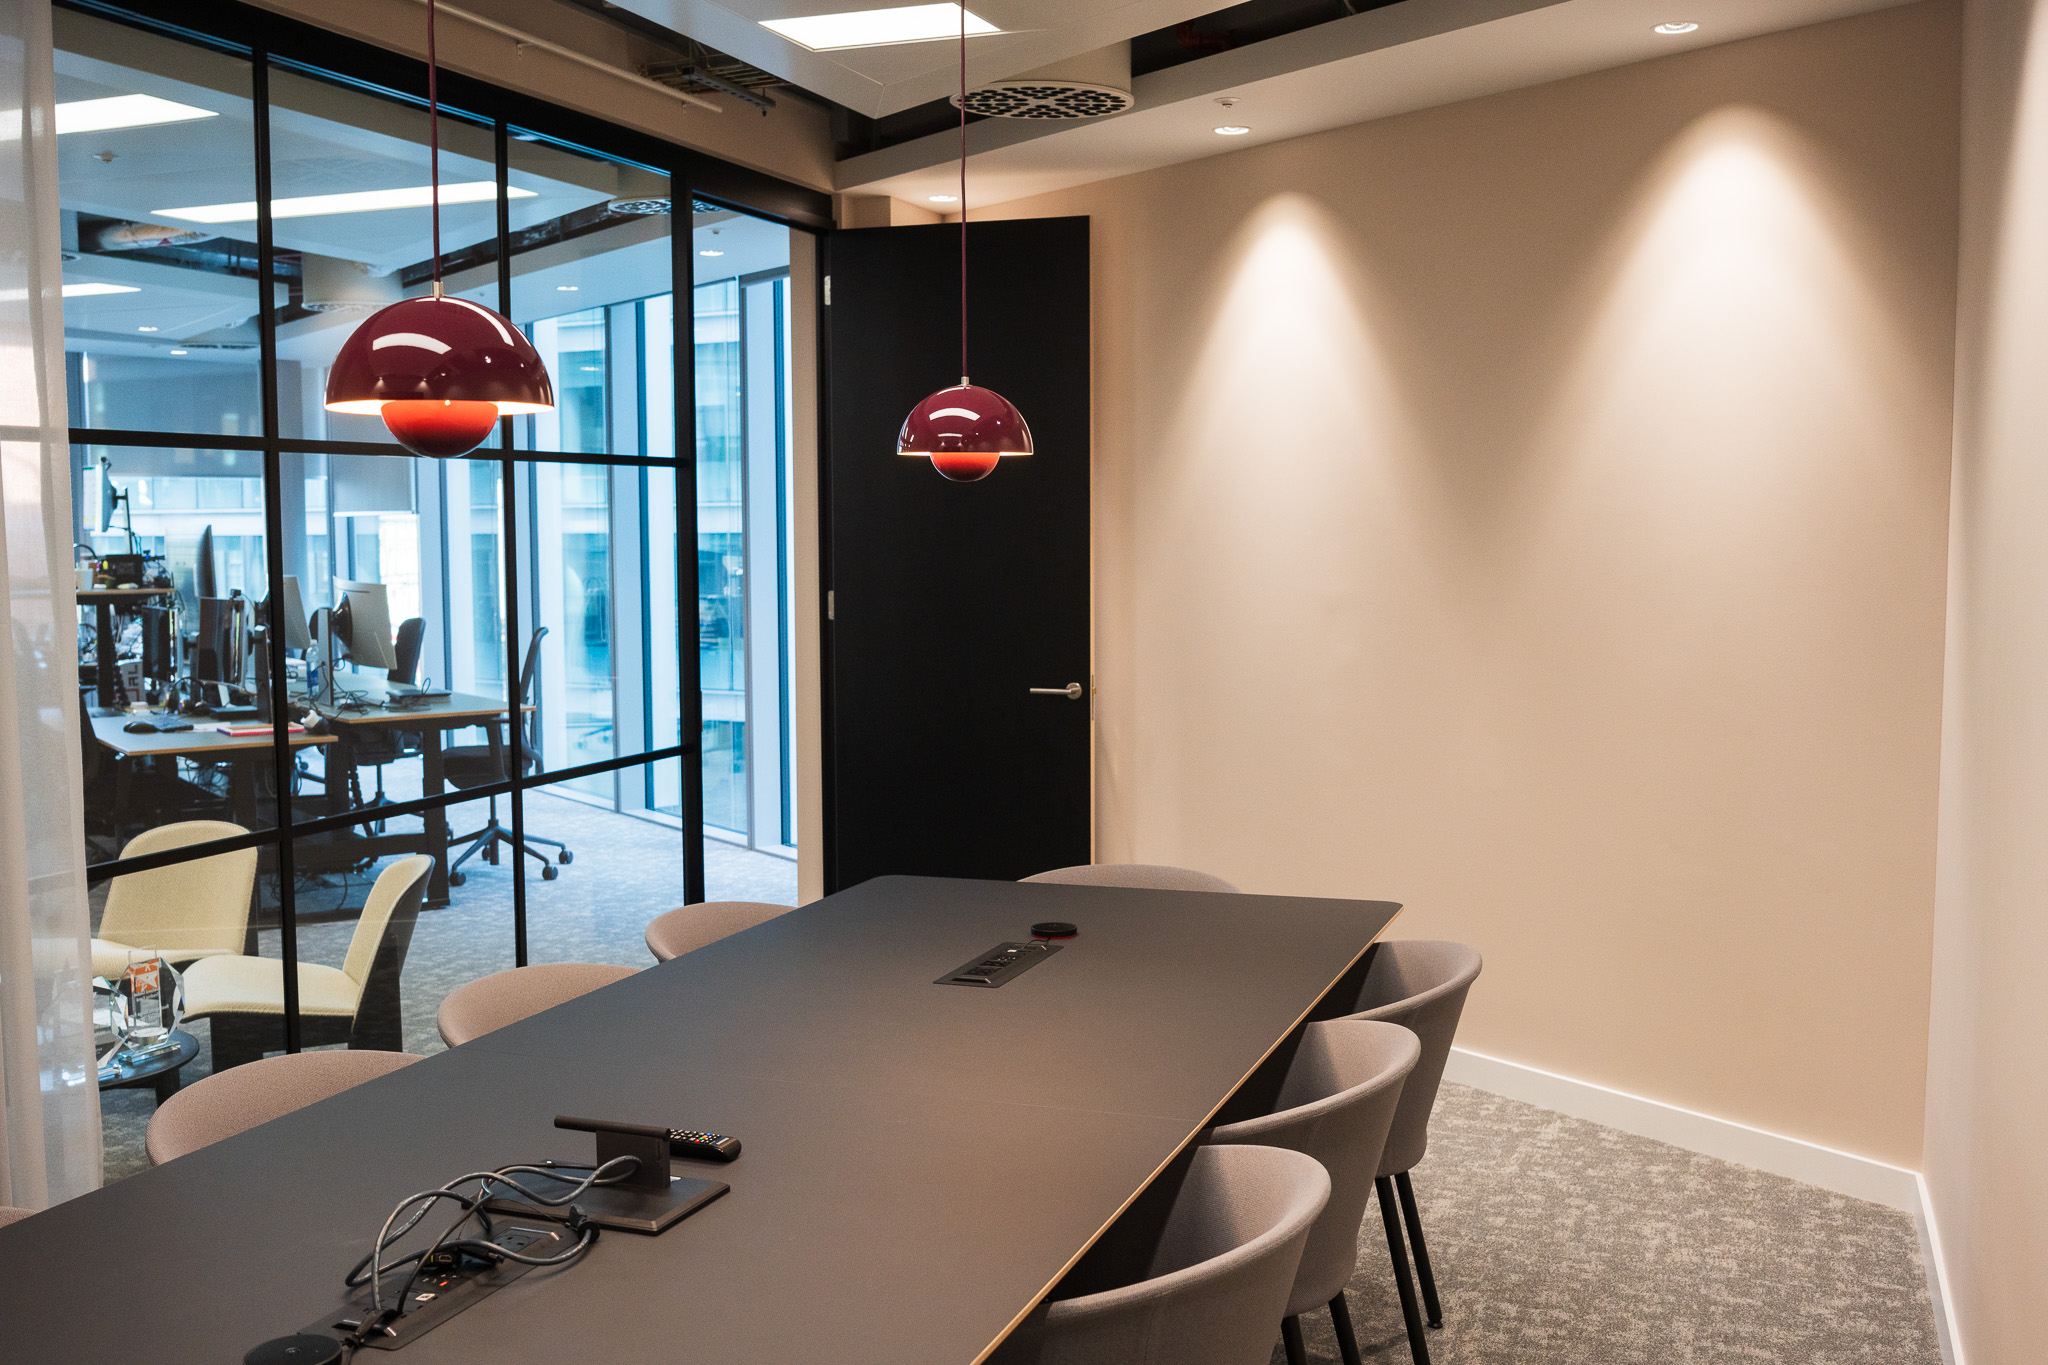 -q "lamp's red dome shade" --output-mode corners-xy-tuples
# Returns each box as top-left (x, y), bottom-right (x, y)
(324, 294), (554, 457)
(897, 383), (1034, 483)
